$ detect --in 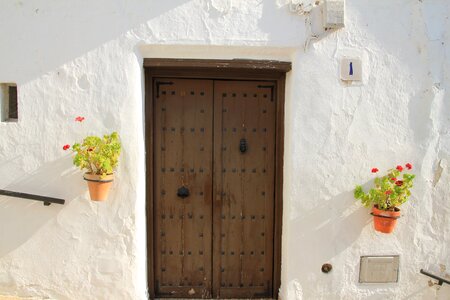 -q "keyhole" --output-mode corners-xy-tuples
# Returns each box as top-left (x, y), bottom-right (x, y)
(349, 62), (353, 76)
